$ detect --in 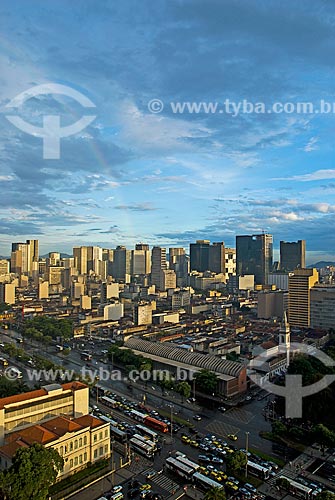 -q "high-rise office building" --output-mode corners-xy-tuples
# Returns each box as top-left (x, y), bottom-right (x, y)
(288, 268), (319, 327)
(10, 240), (38, 275)
(190, 240), (210, 272)
(190, 240), (225, 274)
(310, 285), (335, 330)
(169, 248), (189, 287)
(151, 247), (167, 290)
(132, 244), (151, 275)
(73, 246), (88, 275)
(224, 248), (236, 282)
(208, 242), (225, 274)
(236, 234), (273, 285)
(280, 240), (306, 271)
(112, 246), (131, 281)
